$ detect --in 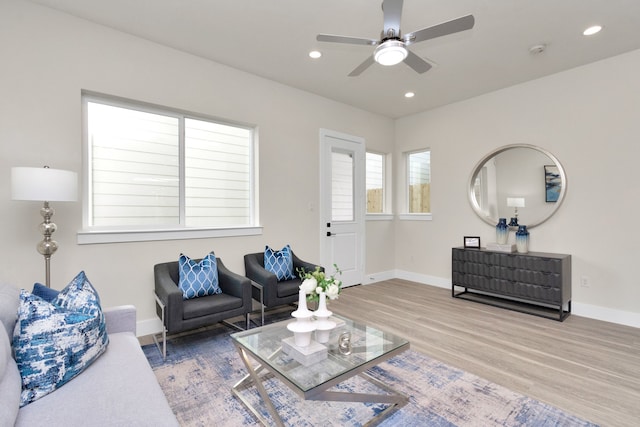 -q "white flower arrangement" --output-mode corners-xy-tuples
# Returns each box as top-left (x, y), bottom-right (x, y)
(297, 264), (342, 302)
